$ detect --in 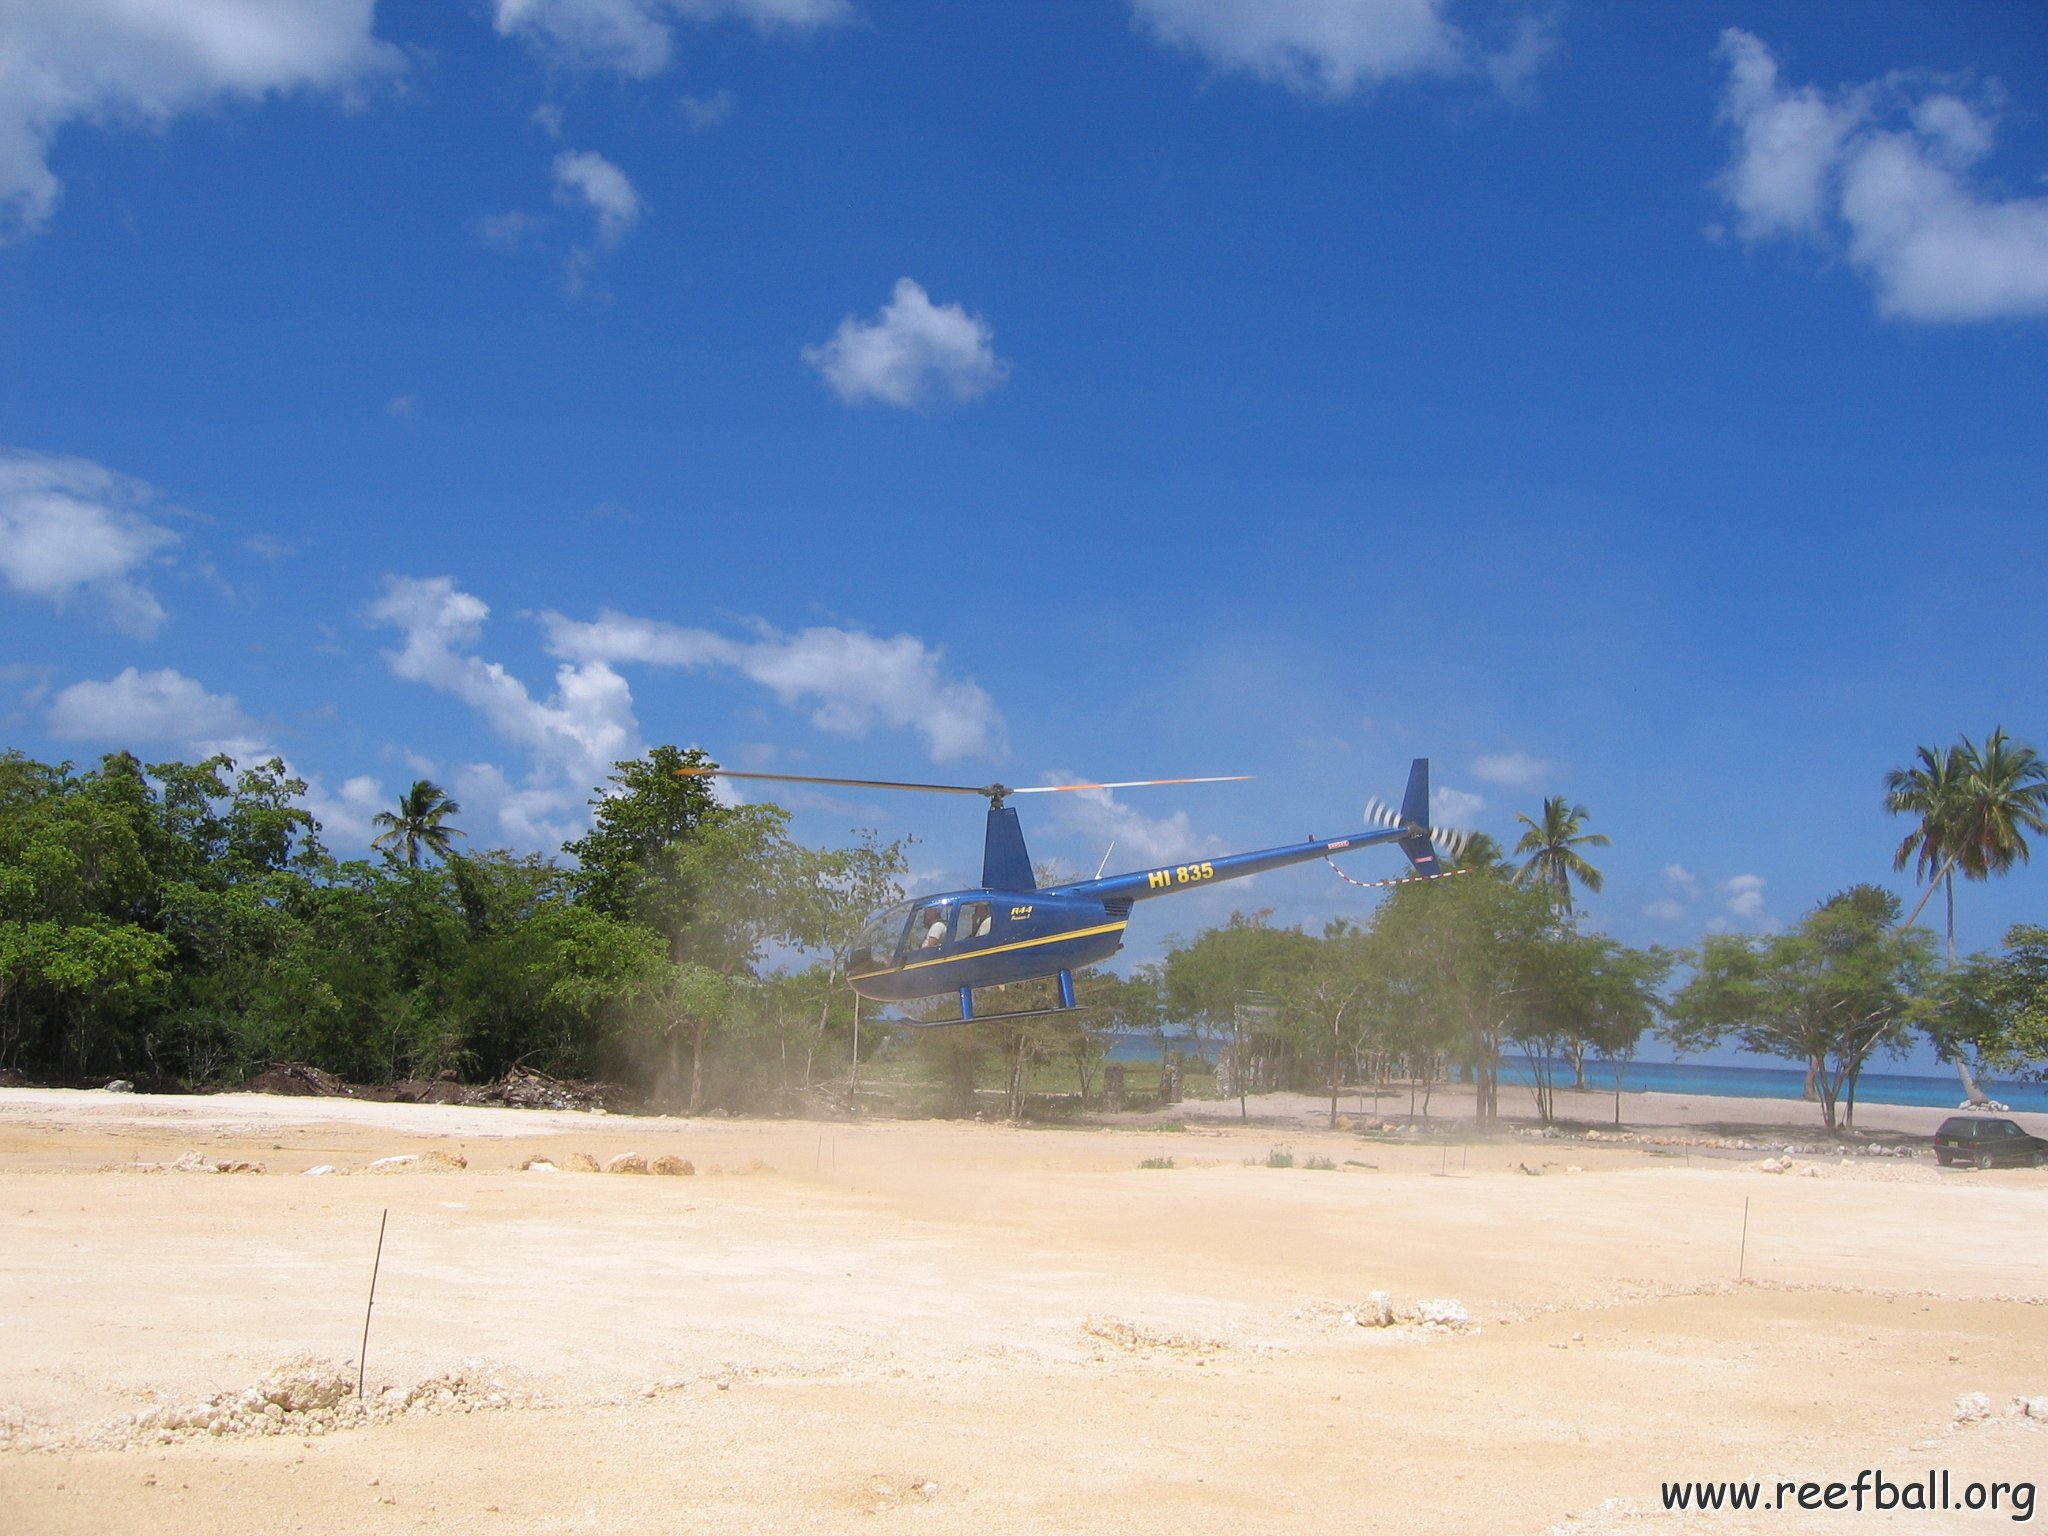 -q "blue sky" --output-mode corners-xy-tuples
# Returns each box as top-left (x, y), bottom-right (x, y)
(4, 0), (2047, 1012)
